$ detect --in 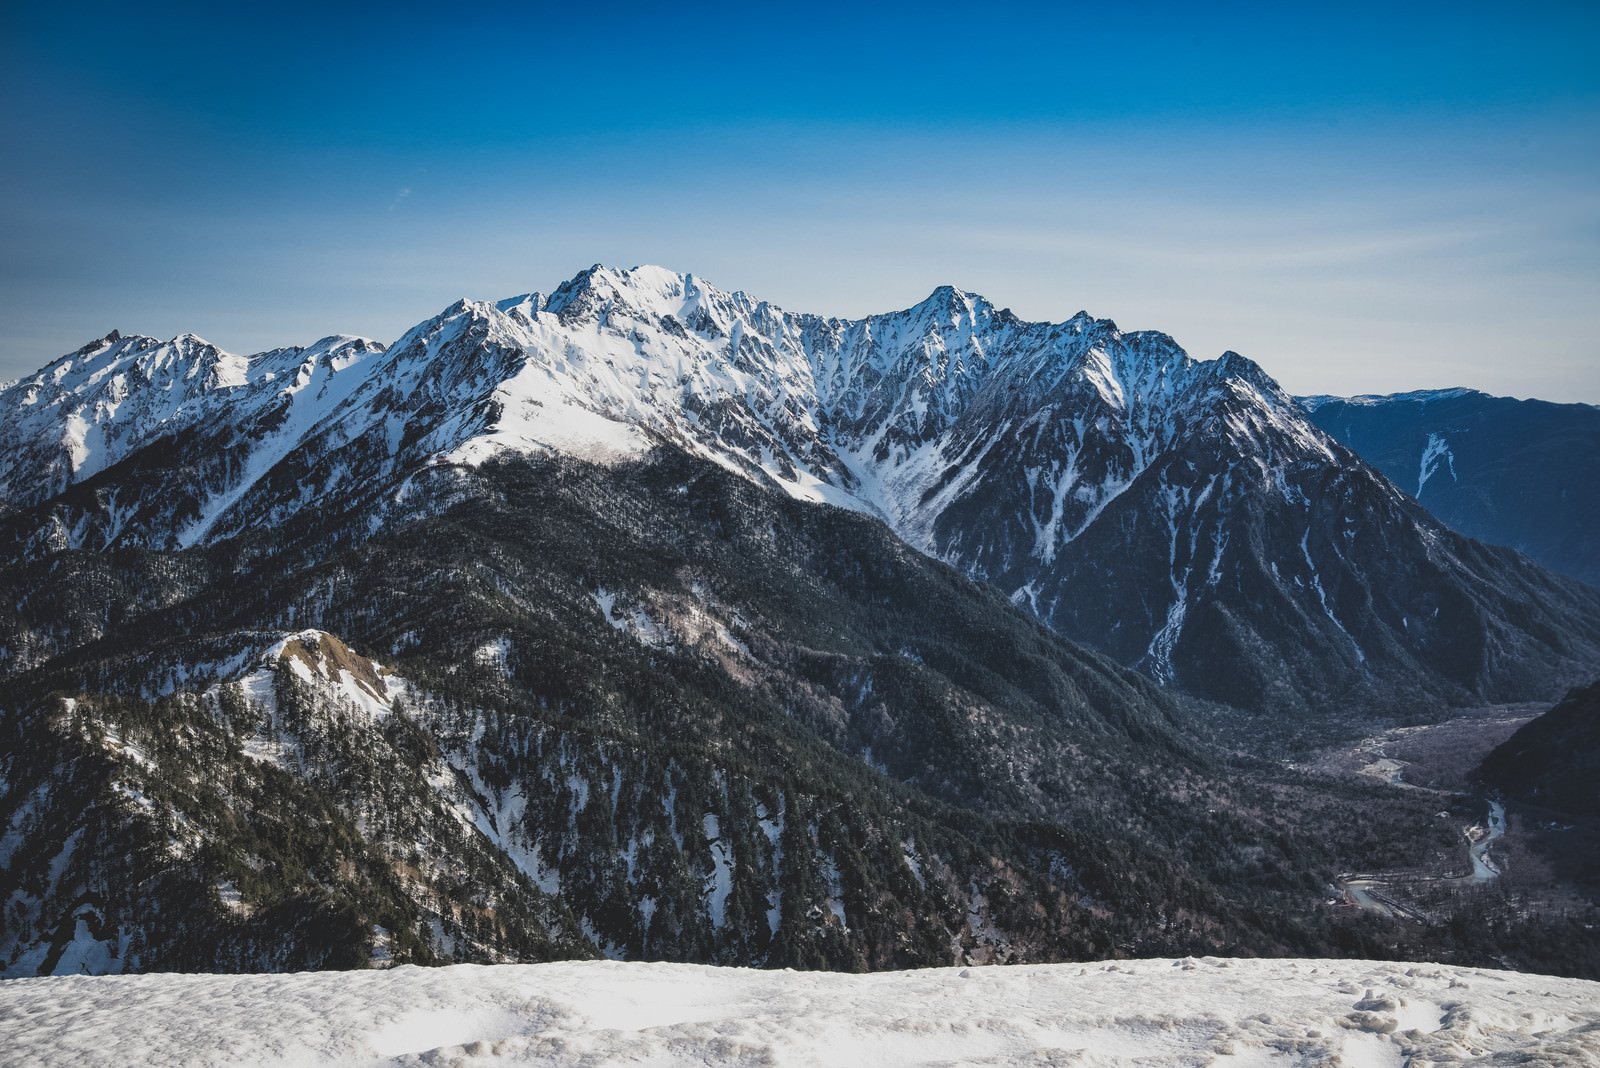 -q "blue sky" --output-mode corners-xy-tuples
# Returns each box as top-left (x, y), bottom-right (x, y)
(3, 0), (1597, 400)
